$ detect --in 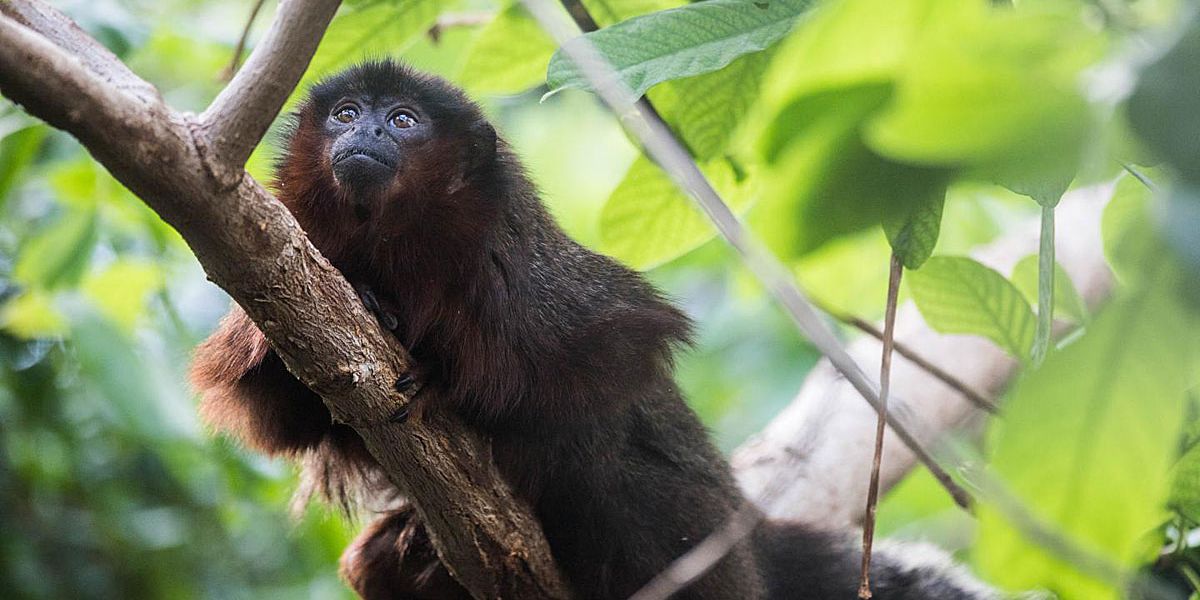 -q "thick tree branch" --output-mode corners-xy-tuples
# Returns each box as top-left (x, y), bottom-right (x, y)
(202, 0), (340, 169)
(0, 2), (569, 598)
